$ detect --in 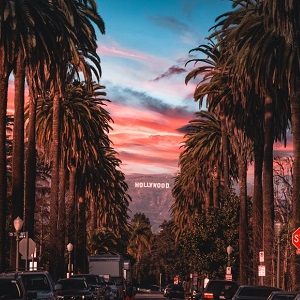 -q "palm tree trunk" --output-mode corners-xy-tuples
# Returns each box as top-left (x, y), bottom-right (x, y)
(24, 89), (37, 238)
(229, 120), (249, 285)
(58, 160), (66, 279)
(262, 95), (275, 286)
(0, 76), (9, 272)
(204, 191), (211, 215)
(290, 73), (300, 289)
(12, 58), (25, 221)
(220, 114), (230, 193)
(212, 168), (220, 208)
(68, 165), (76, 271)
(77, 196), (86, 273)
(49, 92), (61, 280)
(252, 140), (264, 285)
(238, 157), (249, 284)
